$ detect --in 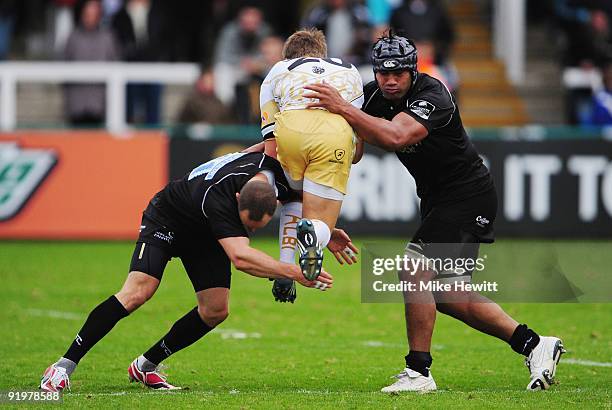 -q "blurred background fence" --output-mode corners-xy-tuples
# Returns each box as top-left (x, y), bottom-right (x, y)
(0, 0), (611, 239)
